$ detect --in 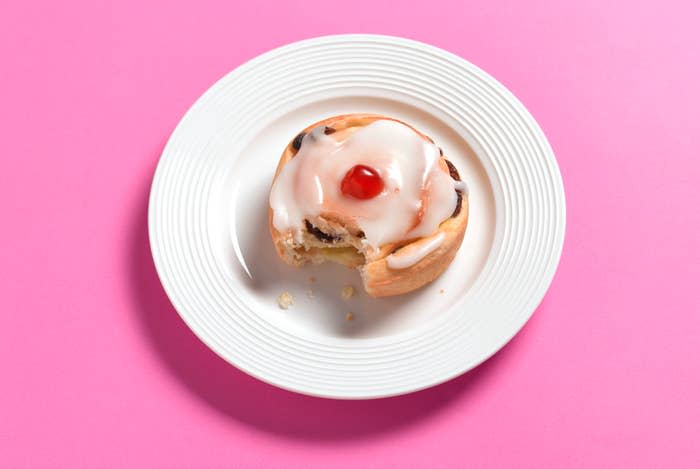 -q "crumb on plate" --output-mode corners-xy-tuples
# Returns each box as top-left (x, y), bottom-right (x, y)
(440, 288), (445, 294)
(277, 291), (294, 309)
(341, 285), (355, 300)
(308, 276), (316, 283)
(346, 312), (354, 321)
